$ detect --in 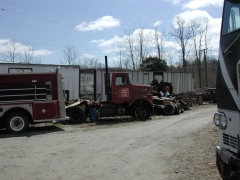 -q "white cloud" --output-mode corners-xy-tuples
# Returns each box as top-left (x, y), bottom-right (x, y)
(183, 0), (223, 9)
(75, 16), (120, 31)
(92, 35), (121, 47)
(90, 39), (105, 43)
(165, 0), (183, 5)
(0, 39), (52, 56)
(153, 21), (162, 27)
(79, 53), (95, 59)
(34, 49), (52, 56)
(174, 10), (211, 24)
